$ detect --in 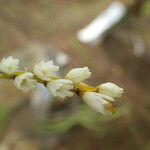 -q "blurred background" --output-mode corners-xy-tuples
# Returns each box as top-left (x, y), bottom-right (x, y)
(0, 0), (150, 150)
